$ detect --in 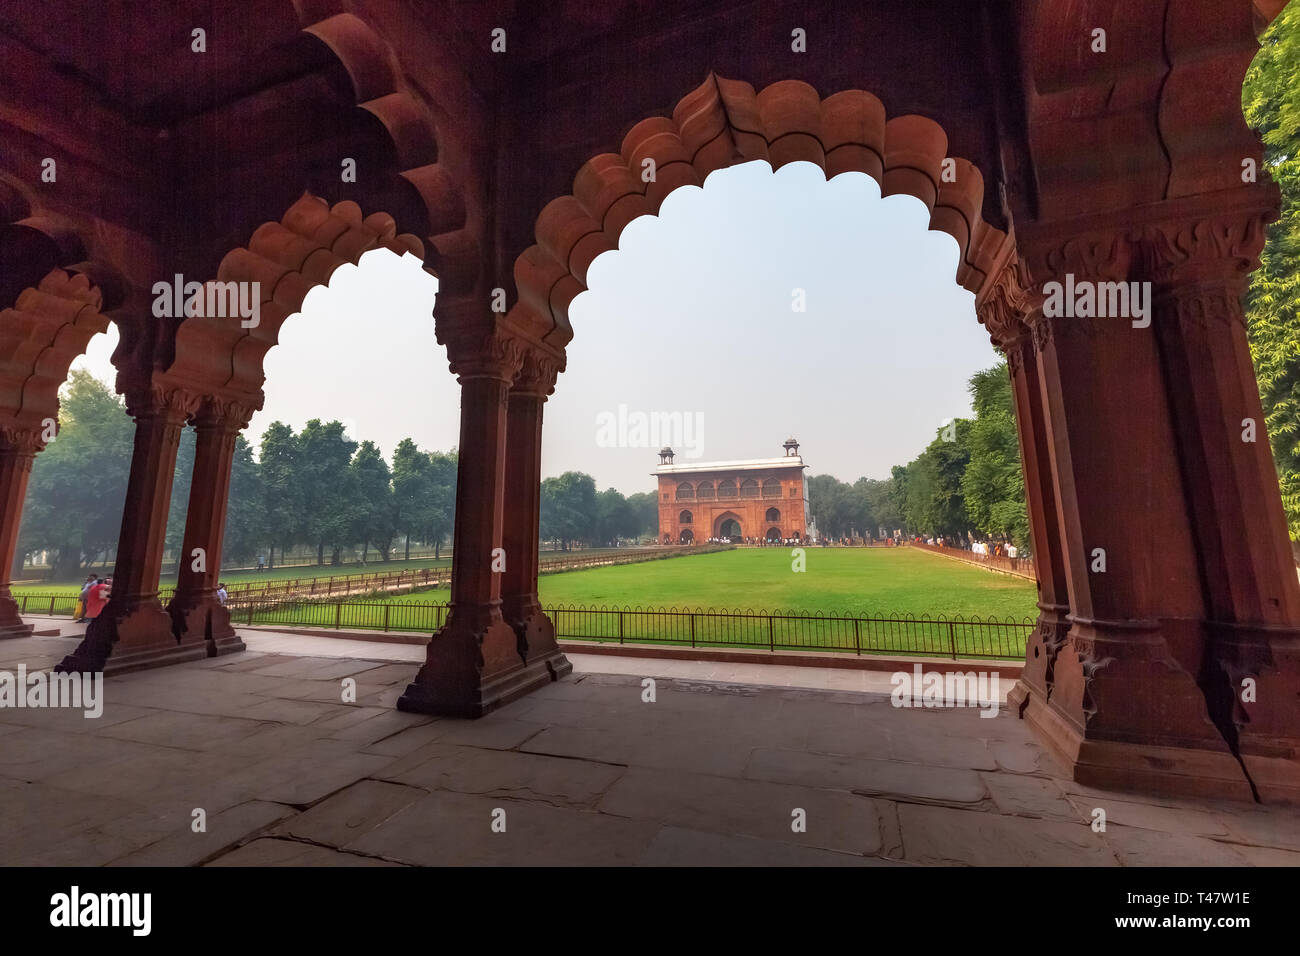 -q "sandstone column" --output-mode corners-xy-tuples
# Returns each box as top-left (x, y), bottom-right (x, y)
(978, 267), (1073, 709)
(57, 384), (204, 675)
(1015, 227), (1252, 800)
(398, 328), (558, 716)
(0, 428), (41, 639)
(167, 398), (254, 657)
(1142, 208), (1300, 802)
(501, 347), (572, 680)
